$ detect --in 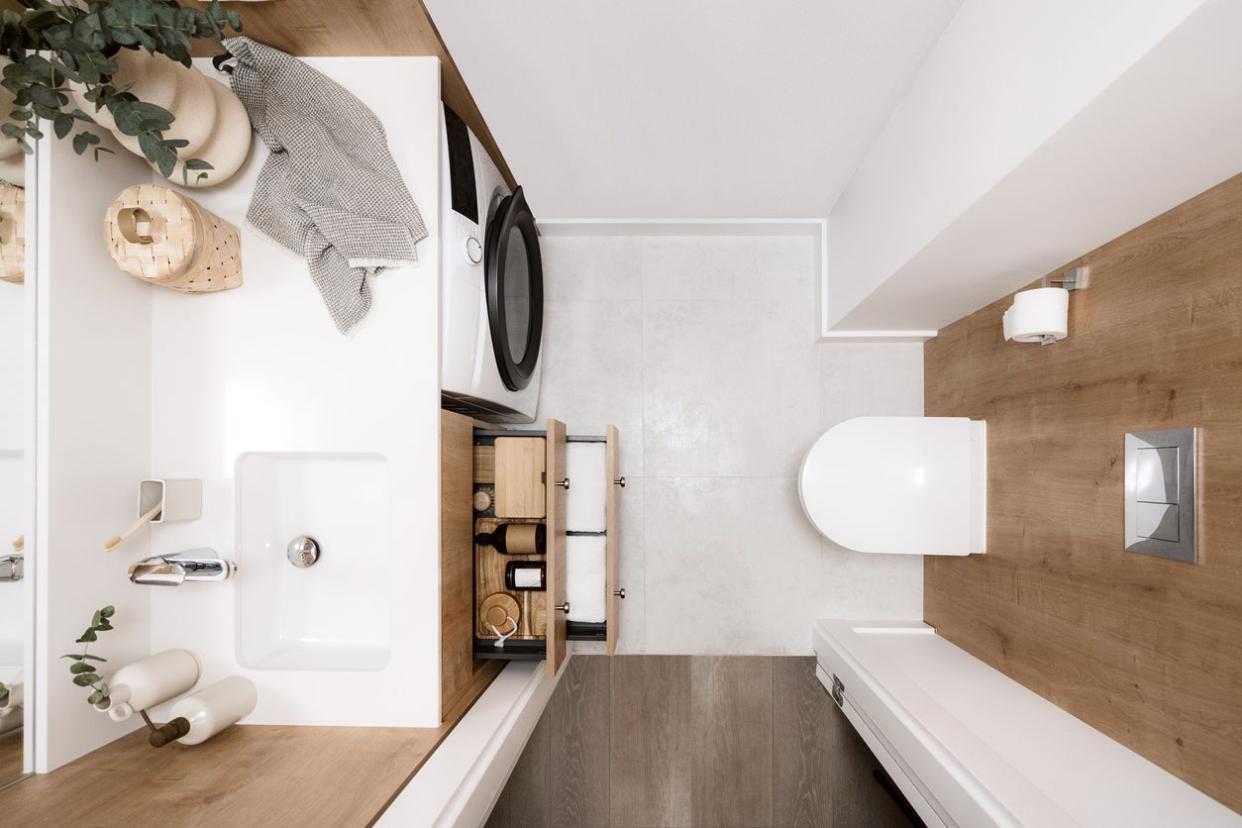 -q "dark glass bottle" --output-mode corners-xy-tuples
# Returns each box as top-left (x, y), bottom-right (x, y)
(504, 561), (546, 591)
(475, 523), (546, 555)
